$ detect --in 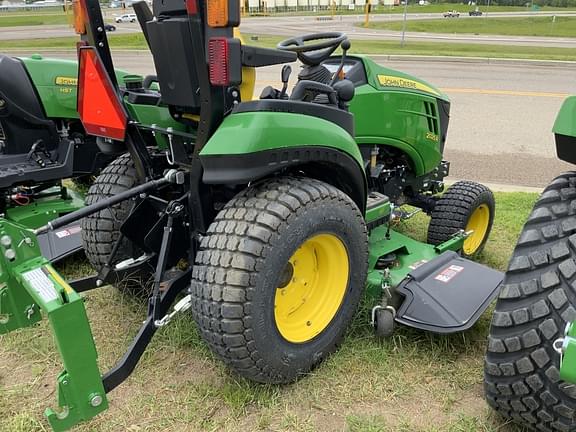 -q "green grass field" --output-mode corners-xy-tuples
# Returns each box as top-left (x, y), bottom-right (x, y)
(0, 13), (68, 27)
(3, 32), (576, 62)
(279, 3), (576, 16)
(364, 16), (576, 38)
(0, 191), (537, 432)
